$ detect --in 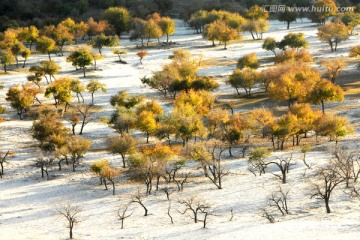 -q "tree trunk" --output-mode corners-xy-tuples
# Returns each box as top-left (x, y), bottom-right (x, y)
(321, 100), (325, 114)
(48, 53), (51, 60)
(83, 67), (86, 77)
(325, 198), (331, 213)
(287, 21), (290, 29)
